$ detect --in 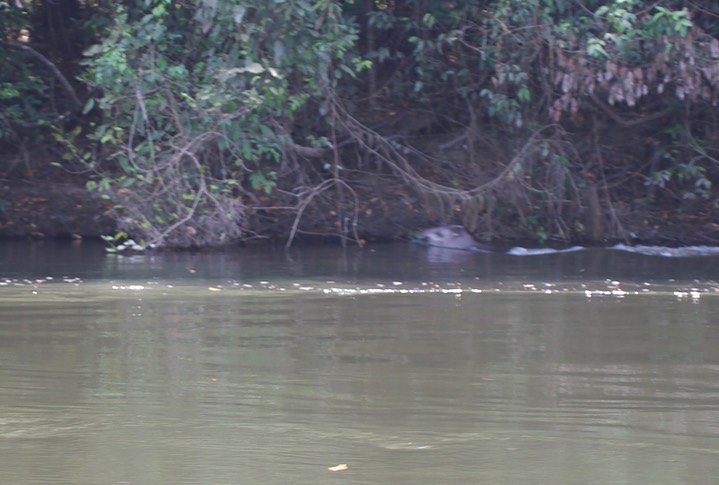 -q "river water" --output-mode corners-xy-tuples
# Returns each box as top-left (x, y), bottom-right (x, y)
(1, 240), (718, 484)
